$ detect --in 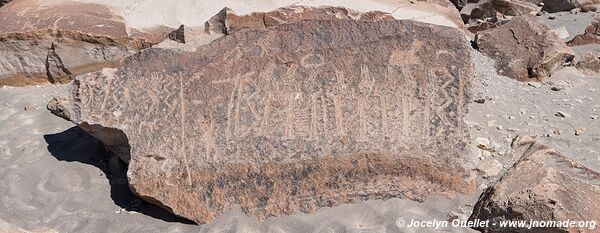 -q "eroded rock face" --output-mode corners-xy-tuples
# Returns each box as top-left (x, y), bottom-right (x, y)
(50, 20), (475, 224)
(475, 15), (574, 81)
(469, 136), (600, 232)
(0, 0), (154, 86)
